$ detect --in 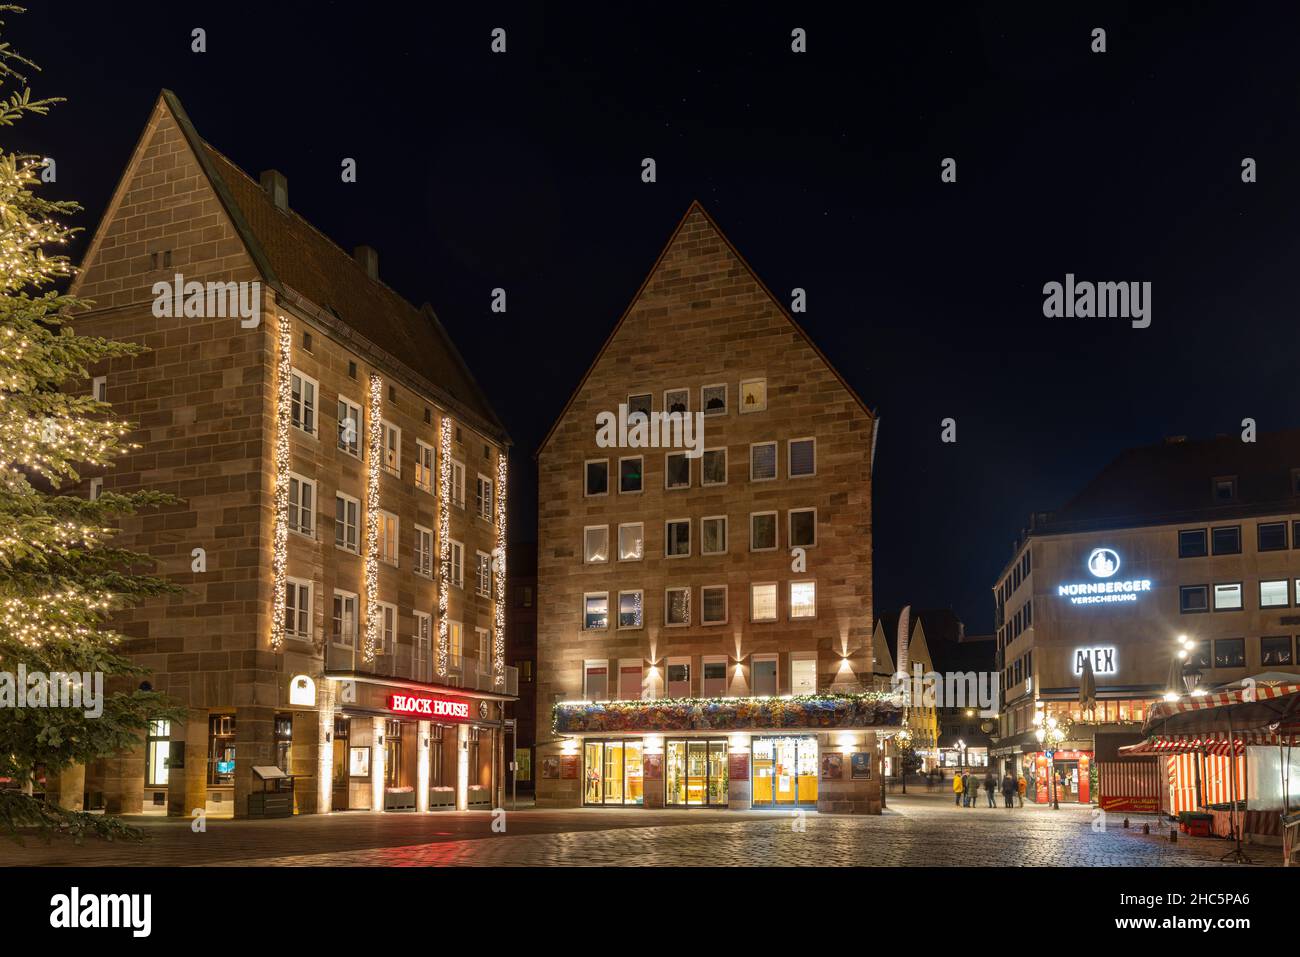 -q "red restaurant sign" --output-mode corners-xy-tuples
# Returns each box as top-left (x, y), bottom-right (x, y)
(388, 693), (471, 720)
